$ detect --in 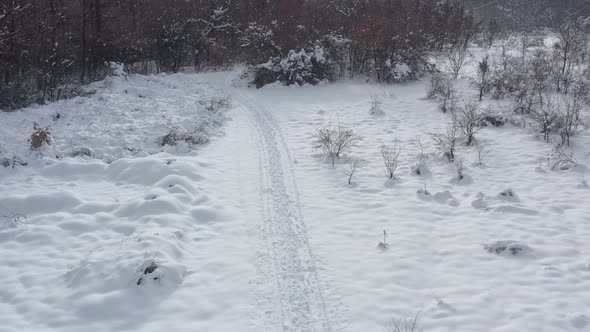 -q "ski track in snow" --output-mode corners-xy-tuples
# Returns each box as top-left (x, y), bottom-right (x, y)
(236, 91), (332, 332)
